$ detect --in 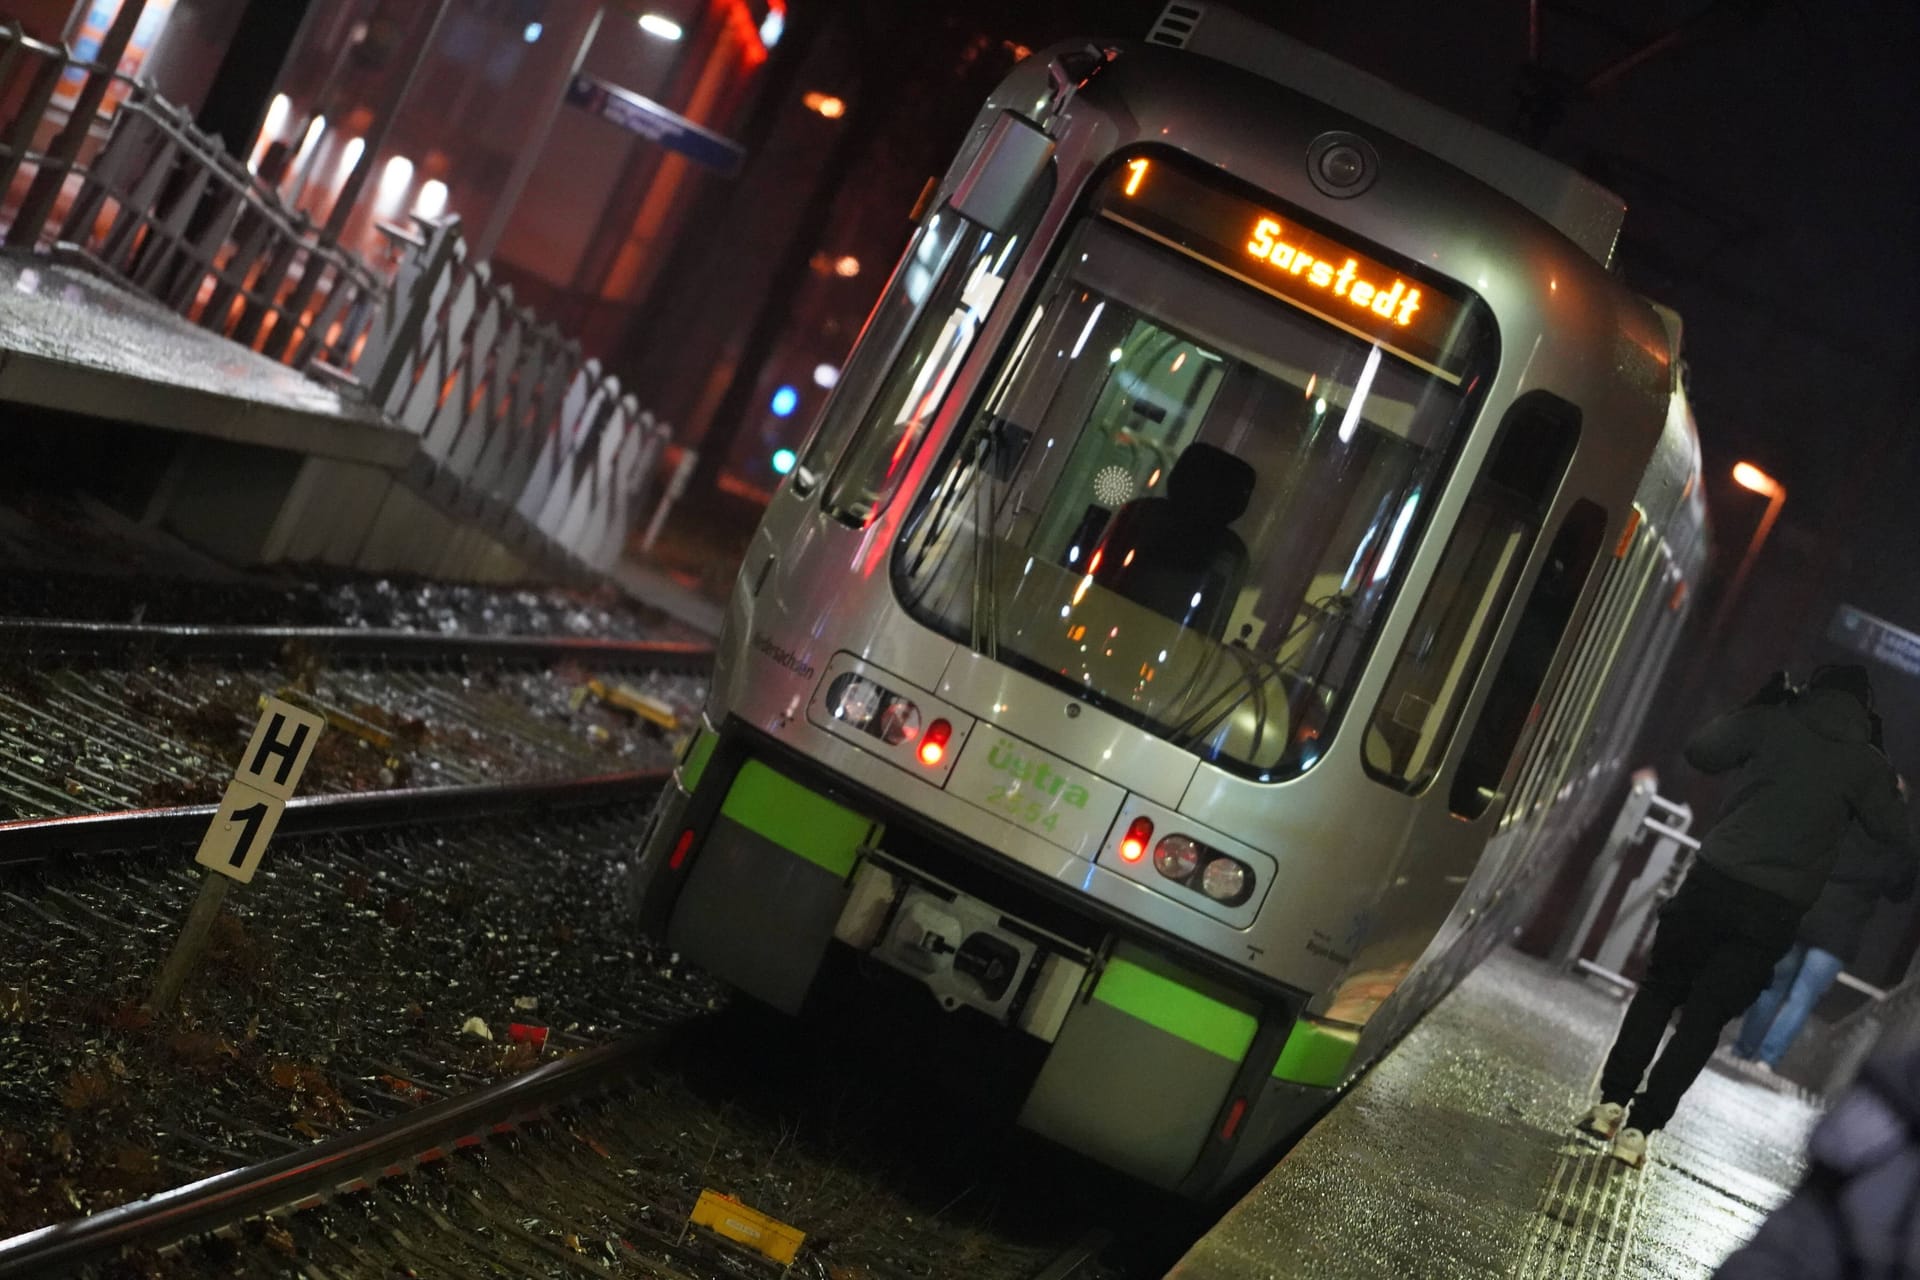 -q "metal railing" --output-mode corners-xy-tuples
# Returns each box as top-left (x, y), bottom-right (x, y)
(0, 23), (382, 373)
(1807, 962), (1910, 1099)
(0, 21), (686, 578)
(354, 214), (680, 572)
